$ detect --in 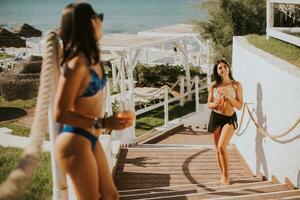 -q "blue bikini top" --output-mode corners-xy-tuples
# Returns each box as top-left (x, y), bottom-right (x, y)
(80, 64), (107, 97)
